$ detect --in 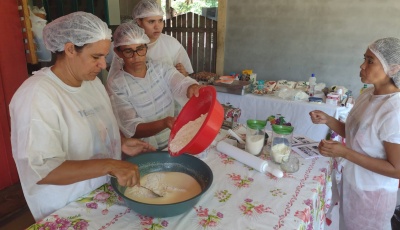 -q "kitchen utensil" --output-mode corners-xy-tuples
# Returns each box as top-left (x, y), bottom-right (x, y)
(227, 129), (245, 144)
(108, 174), (163, 197)
(168, 86), (224, 156)
(216, 141), (283, 178)
(111, 151), (213, 217)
